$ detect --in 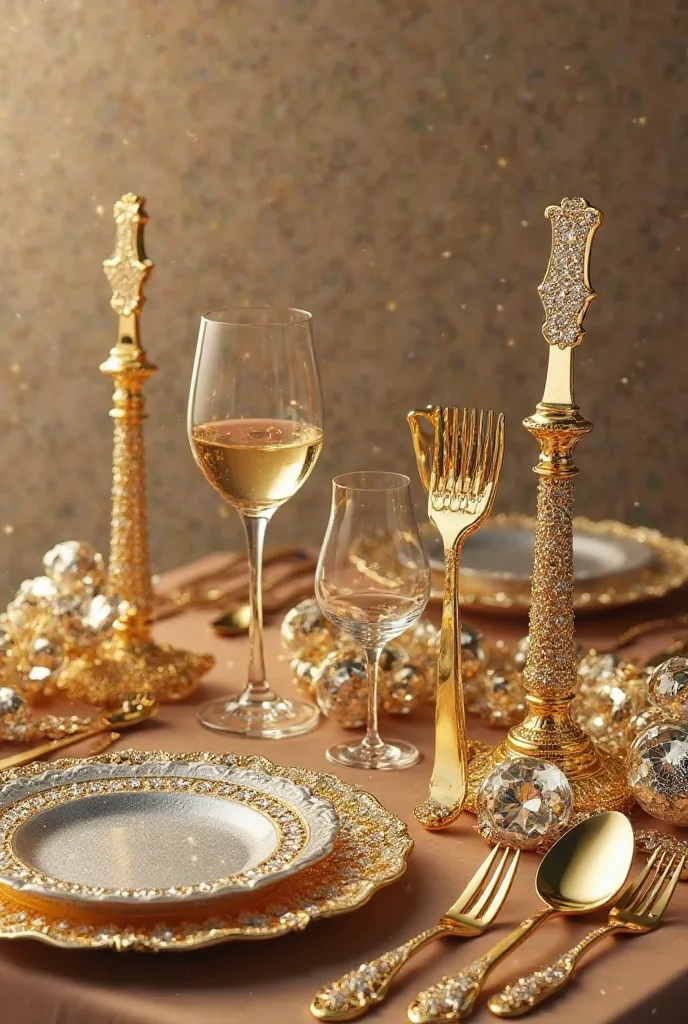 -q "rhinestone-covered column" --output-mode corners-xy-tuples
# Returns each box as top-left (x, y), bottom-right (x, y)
(467, 197), (631, 814)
